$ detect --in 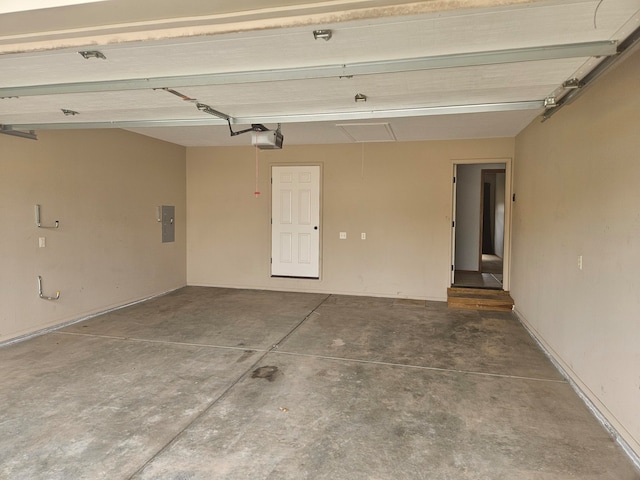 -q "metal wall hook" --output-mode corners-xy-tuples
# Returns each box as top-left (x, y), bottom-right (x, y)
(38, 276), (60, 301)
(35, 204), (59, 229)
